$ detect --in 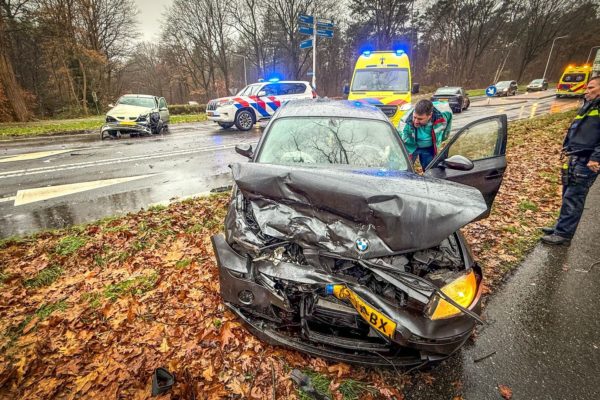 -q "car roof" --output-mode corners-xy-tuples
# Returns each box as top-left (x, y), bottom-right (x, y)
(436, 86), (461, 90)
(120, 94), (156, 98)
(274, 98), (389, 121)
(251, 81), (310, 85)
